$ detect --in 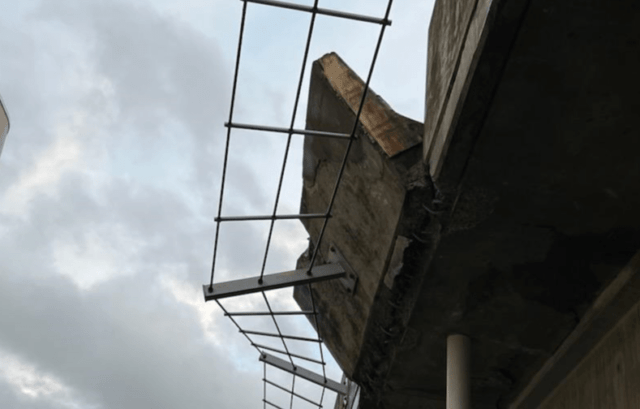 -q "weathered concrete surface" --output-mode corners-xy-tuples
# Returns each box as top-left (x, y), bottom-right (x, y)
(424, 0), (494, 178)
(320, 53), (422, 158)
(294, 52), (426, 377)
(298, 0), (640, 407)
(510, 252), (640, 409)
(533, 254), (640, 409)
(424, 0), (529, 183)
(402, 0), (640, 407)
